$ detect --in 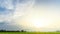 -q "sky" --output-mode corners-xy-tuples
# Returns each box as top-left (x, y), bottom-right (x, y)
(0, 0), (60, 32)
